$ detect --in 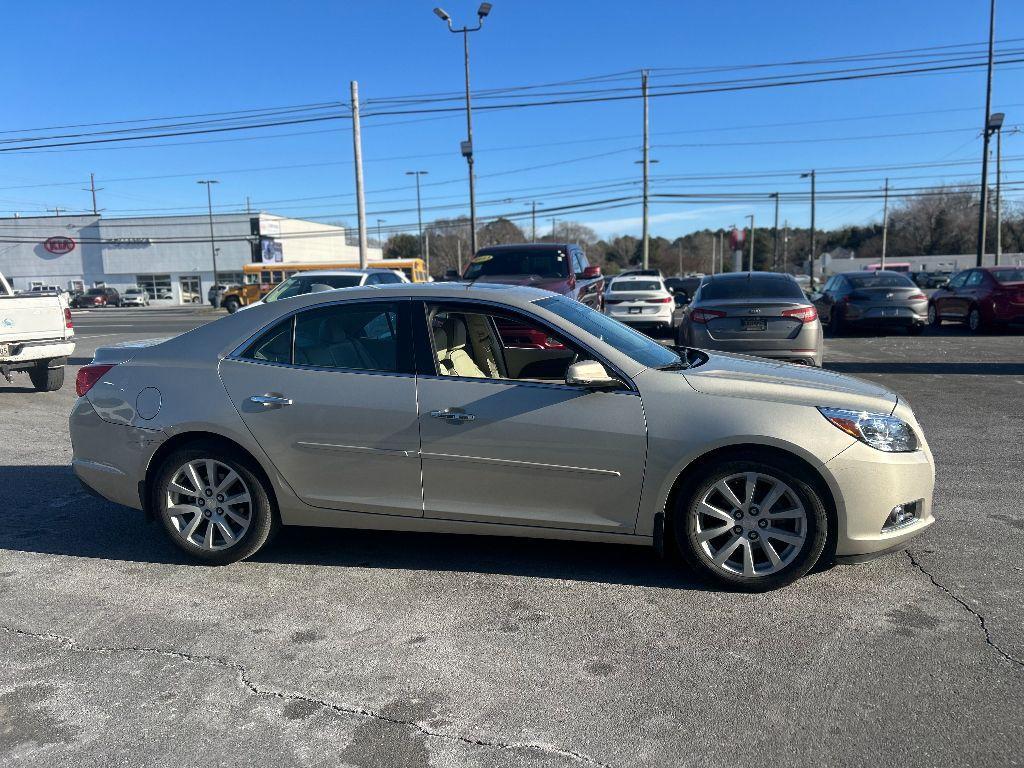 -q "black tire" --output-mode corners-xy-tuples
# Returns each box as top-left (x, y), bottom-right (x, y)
(672, 457), (829, 591)
(28, 362), (64, 392)
(967, 306), (985, 334)
(153, 446), (278, 565)
(927, 303), (941, 328)
(223, 298), (241, 314)
(827, 309), (845, 337)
